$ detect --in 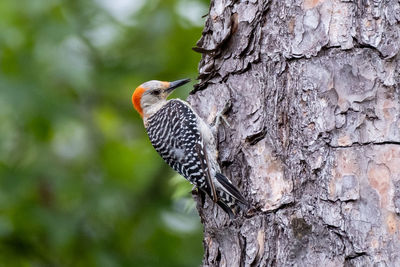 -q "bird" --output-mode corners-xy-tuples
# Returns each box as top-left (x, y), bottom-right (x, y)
(131, 78), (247, 218)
